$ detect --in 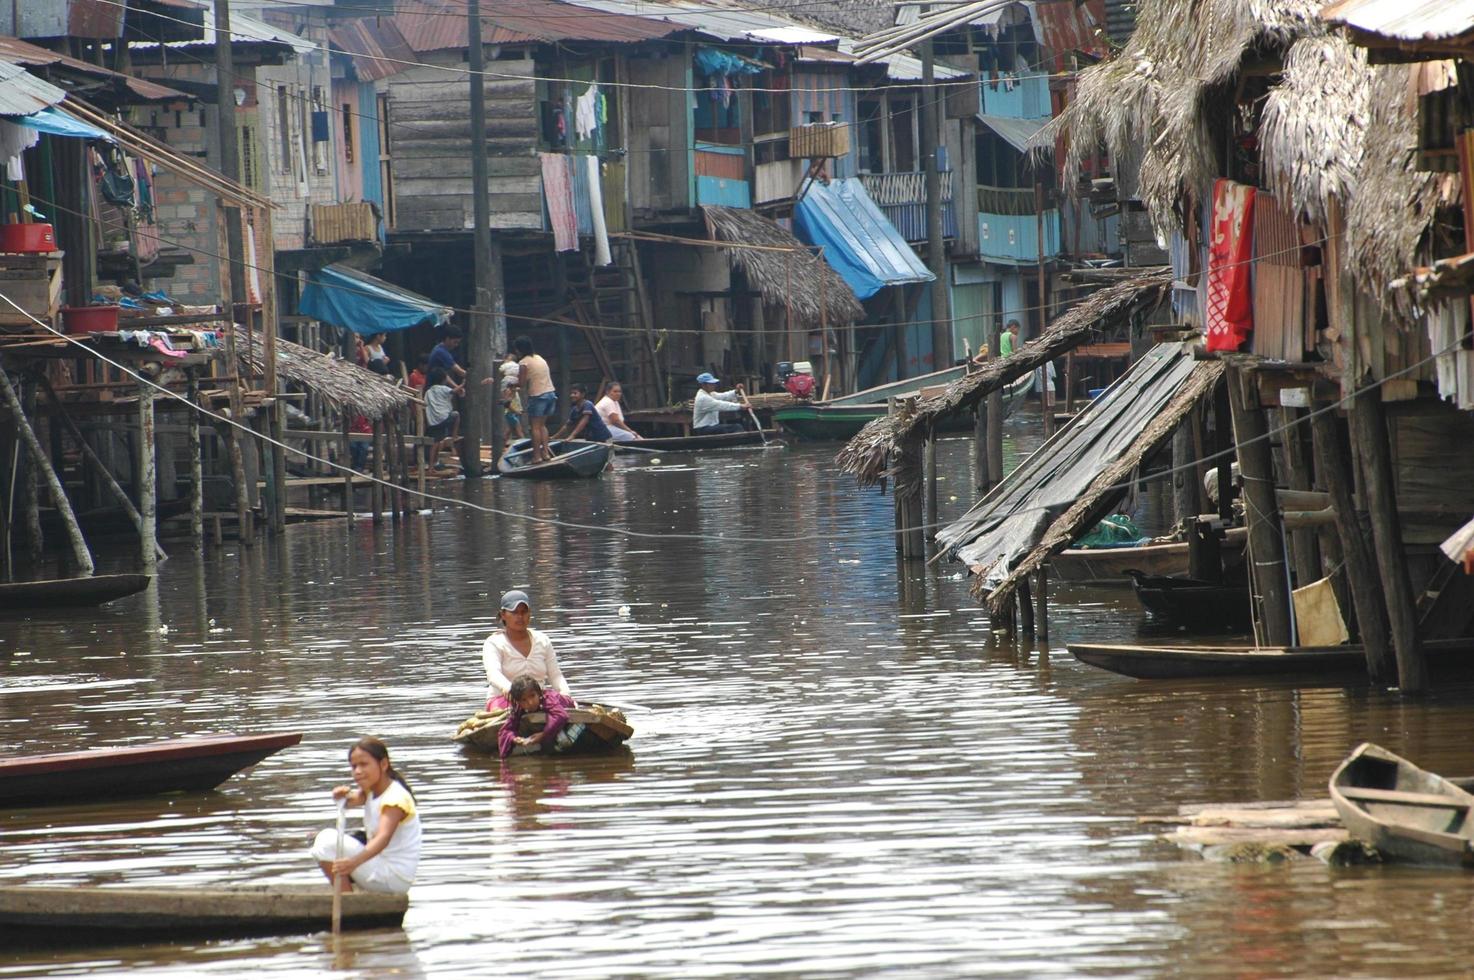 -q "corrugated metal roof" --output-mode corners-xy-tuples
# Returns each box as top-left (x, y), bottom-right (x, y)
(387, 0), (681, 54)
(128, 0), (316, 54)
(0, 36), (187, 102)
(330, 18), (417, 81)
(977, 113), (1048, 153)
(1322, 0), (1474, 46)
(0, 61), (69, 116)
